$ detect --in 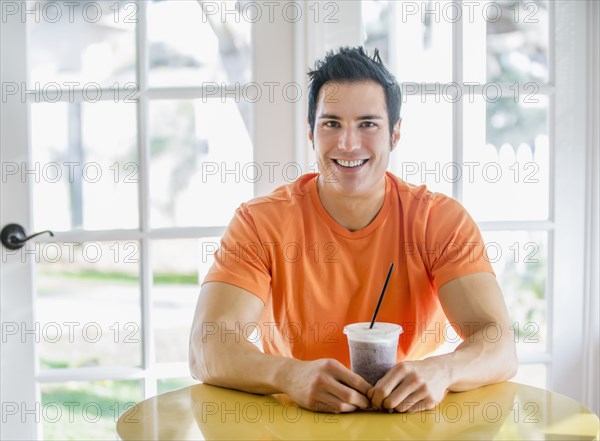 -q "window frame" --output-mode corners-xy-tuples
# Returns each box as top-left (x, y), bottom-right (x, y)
(1, 2), (298, 438)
